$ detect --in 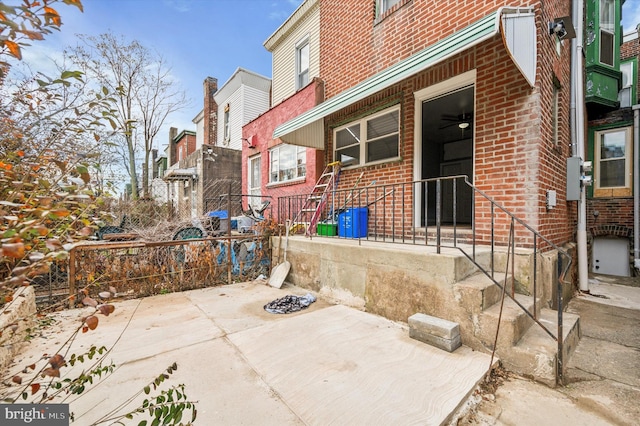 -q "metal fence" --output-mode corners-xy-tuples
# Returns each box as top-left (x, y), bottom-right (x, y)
(32, 234), (271, 309)
(32, 234), (272, 310)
